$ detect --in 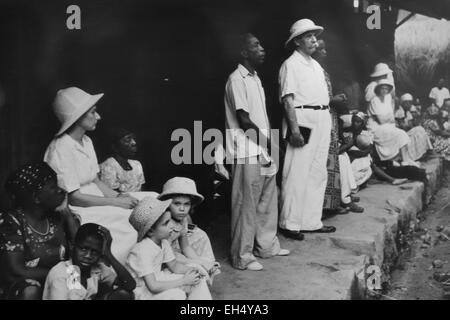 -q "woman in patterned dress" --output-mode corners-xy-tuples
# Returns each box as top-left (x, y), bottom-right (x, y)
(0, 162), (79, 299)
(313, 40), (349, 214)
